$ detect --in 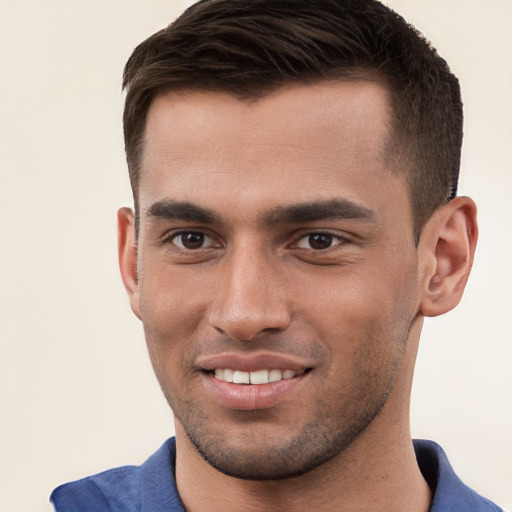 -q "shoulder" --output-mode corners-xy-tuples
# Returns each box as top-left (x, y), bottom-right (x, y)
(51, 465), (139, 511)
(414, 439), (504, 512)
(50, 438), (183, 512)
